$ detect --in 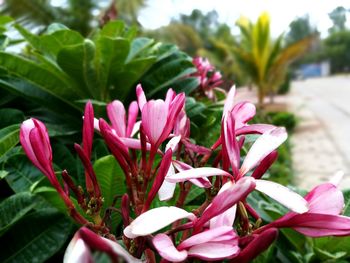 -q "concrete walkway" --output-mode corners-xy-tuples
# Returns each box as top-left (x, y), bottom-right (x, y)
(288, 76), (350, 190)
